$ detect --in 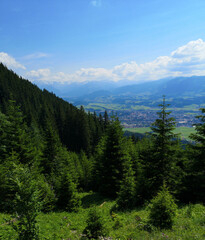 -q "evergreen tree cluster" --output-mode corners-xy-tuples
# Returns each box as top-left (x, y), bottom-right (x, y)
(0, 65), (109, 216)
(93, 96), (205, 209)
(0, 63), (107, 154)
(0, 66), (204, 236)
